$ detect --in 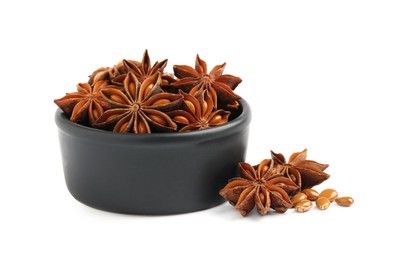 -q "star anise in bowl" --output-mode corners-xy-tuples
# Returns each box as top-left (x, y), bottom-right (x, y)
(94, 72), (182, 133)
(54, 51), (243, 134)
(171, 55), (242, 109)
(168, 90), (231, 132)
